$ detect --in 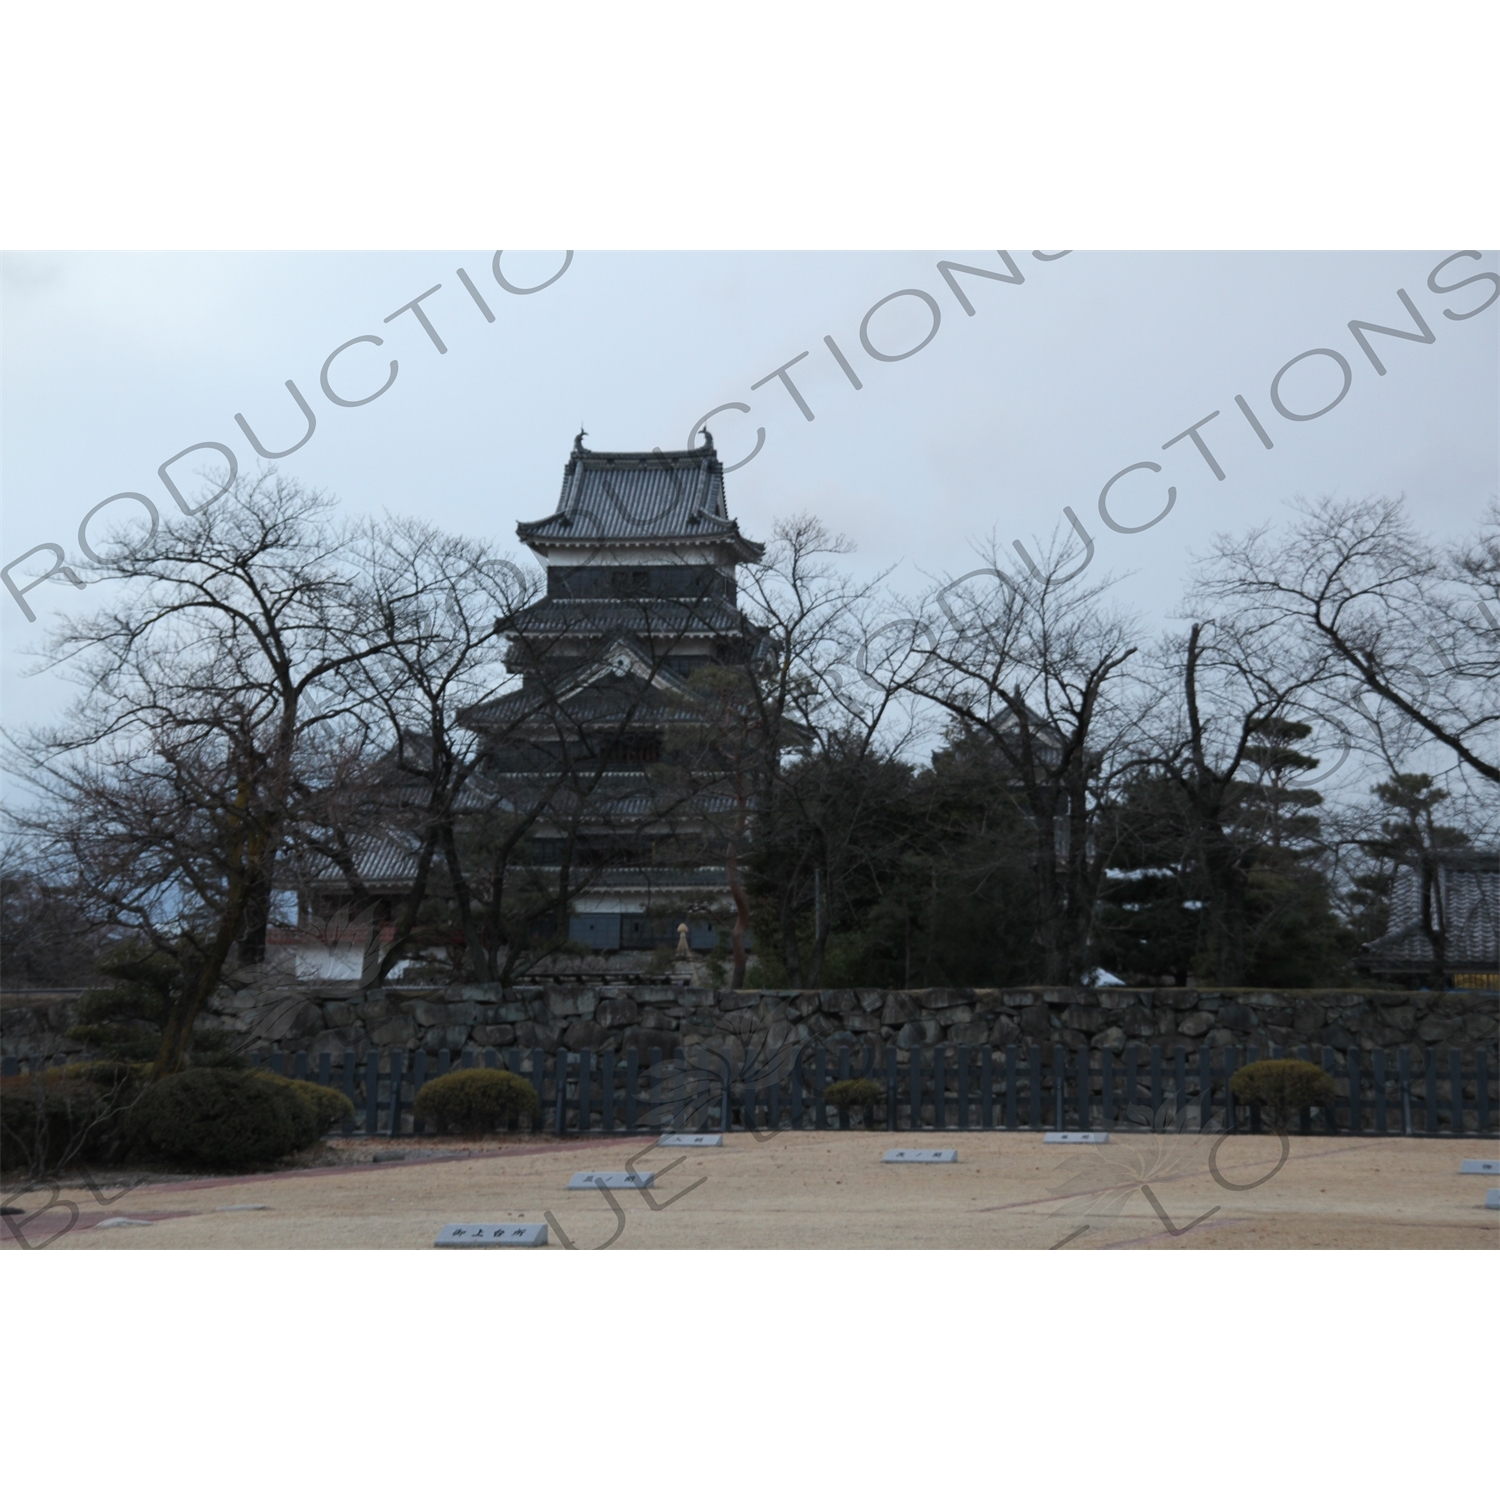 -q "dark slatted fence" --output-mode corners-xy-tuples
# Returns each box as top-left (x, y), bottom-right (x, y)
(4, 1042), (1495, 1138)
